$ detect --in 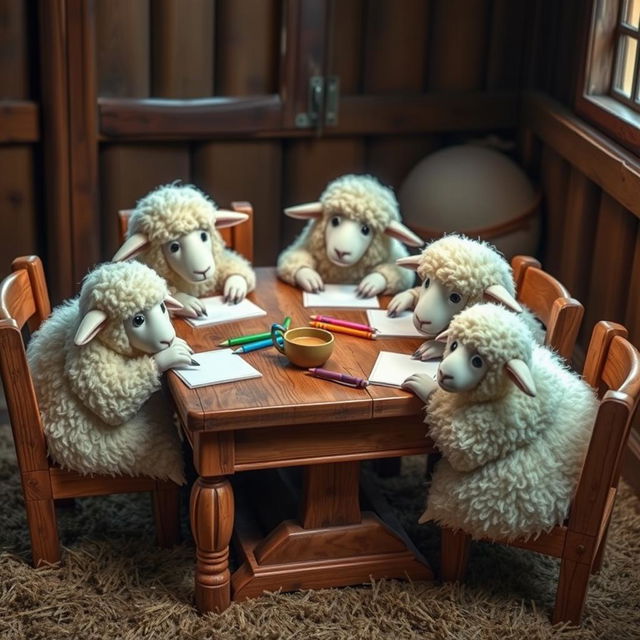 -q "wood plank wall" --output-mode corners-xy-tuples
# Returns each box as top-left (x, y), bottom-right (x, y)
(0, 0), (40, 281)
